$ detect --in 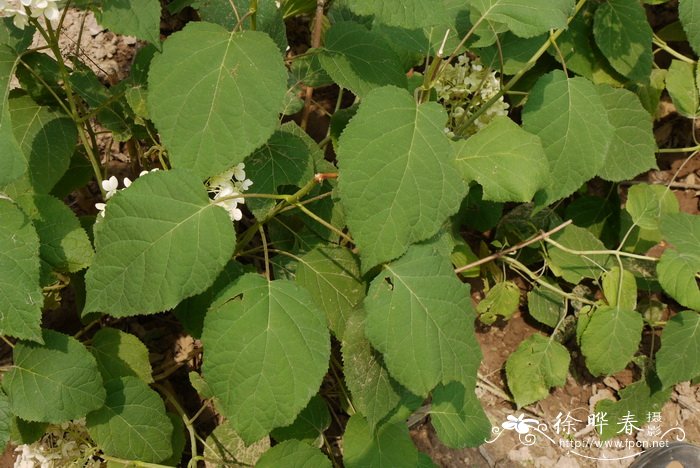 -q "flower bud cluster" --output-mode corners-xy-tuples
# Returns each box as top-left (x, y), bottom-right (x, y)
(434, 55), (509, 138)
(14, 419), (99, 468)
(95, 168), (160, 218)
(207, 163), (253, 221)
(0, 0), (60, 30)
